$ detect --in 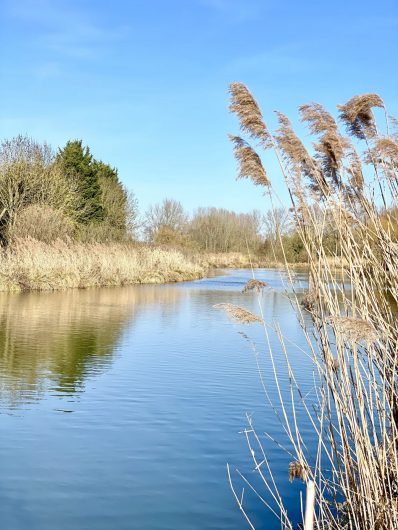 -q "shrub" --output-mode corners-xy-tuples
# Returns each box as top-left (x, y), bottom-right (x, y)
(9, 205), (75, 243)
